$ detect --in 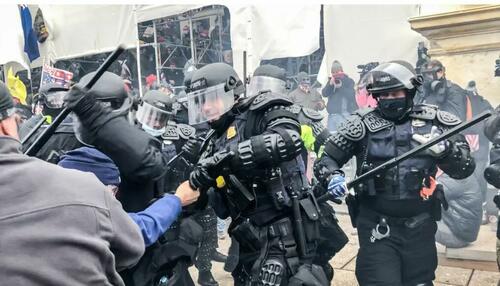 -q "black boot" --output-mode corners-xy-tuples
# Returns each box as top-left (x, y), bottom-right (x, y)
(198, 270), (218, 286)
(212, 251), (227, 263)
